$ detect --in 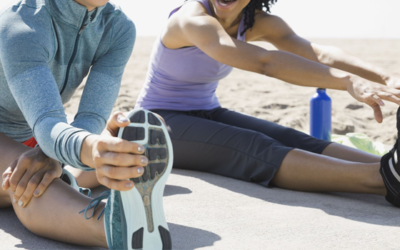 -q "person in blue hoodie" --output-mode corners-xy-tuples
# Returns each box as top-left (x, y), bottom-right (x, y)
(0, 0), (173, 249)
